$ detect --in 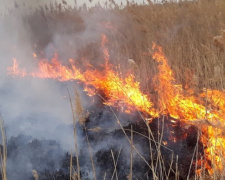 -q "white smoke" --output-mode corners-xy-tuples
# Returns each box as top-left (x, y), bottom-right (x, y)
(0, 2), (154, 179)
(0, 0), (150, 14)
